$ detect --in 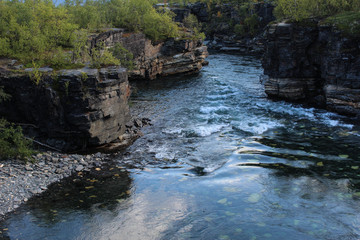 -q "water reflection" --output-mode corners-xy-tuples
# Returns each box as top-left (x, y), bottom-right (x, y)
(1, 165), (132, 239)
